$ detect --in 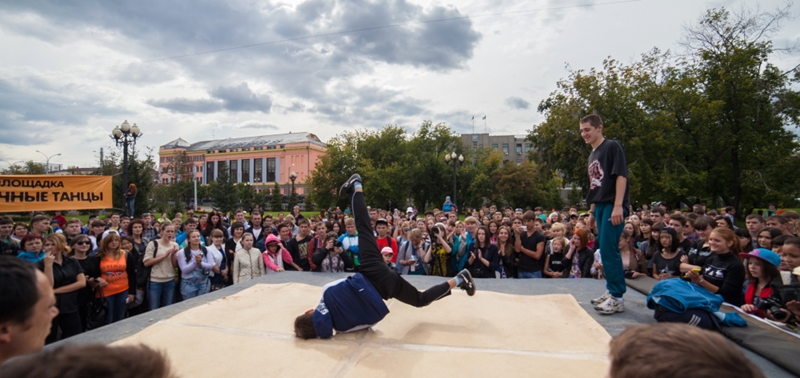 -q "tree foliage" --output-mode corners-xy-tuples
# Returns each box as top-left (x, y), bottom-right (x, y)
(529, 5), (800, 214)
(209, 161), (238, 214)
(1, 161), (46, 175)
(269, 182), (283, 211)
(308, 121), (563, 212)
